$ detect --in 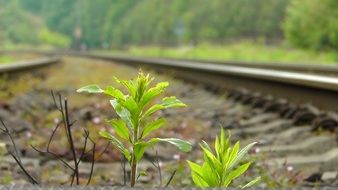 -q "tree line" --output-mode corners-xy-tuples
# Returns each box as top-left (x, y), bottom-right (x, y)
(0, 0), (337, 50)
